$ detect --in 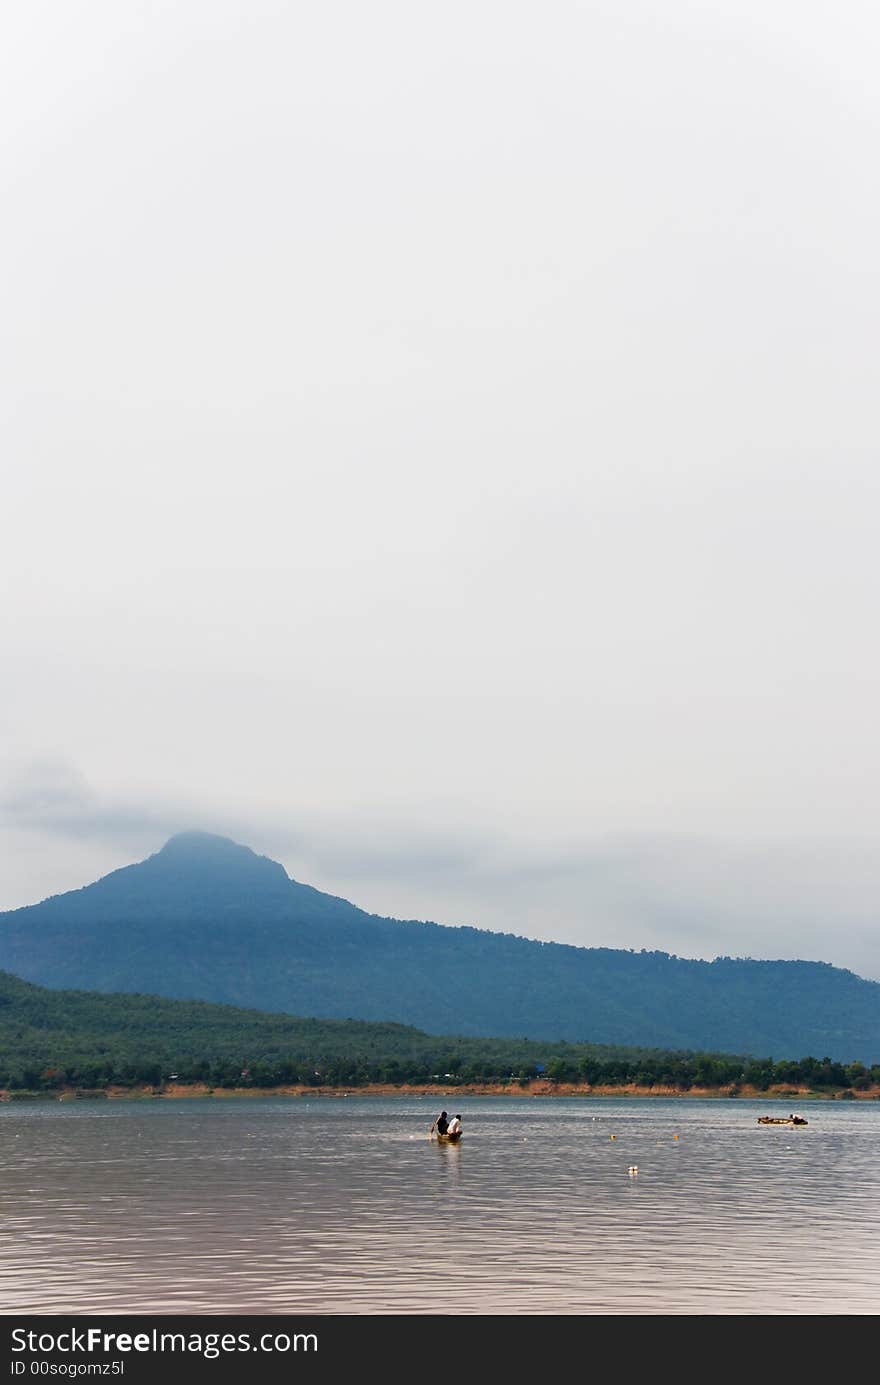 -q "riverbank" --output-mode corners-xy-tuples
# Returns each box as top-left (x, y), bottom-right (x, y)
(4, 1080), (879, 1101)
